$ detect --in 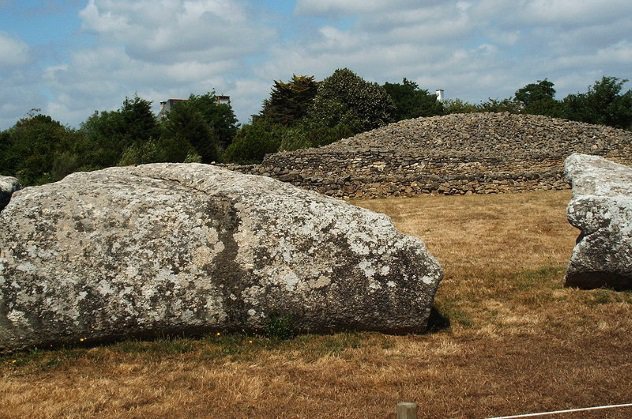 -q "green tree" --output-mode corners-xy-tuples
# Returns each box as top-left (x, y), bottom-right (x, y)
(161, 100), (219, 163)
(180, 92), (238, 150)
(514, 79), (563, 117)
(307, 68), (396, 134)
(117, 137), (201, 166)
(383, 78), (443, 121)
(444, 97), (521, 114)
(120, 95), (160, 142)
(260, 75), (319, 126)
(1, 112), (84, 185)
(563, 76), (632, 129)
(224, 119), (283, 164)
(478, 97), (522, 113)
(277, 122), (354, 152)
(278, 126), (312, 151)
(49, 132), (98, 180)
(442, 98), (479, 114)
(80, 95), (159, 167)
(0, 129), (15, 176)
(80, 109), (126, 167)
